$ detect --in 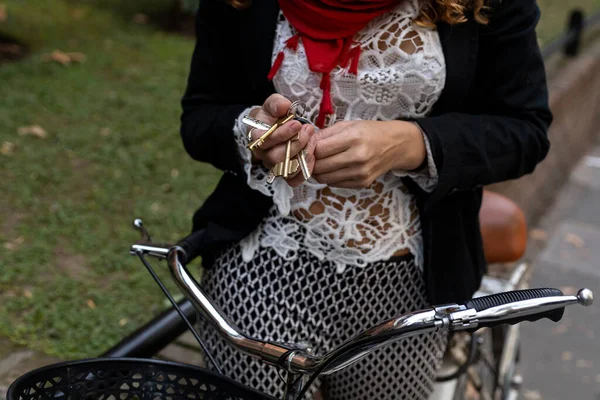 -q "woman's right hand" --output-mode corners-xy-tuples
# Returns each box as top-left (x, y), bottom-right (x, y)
(248, 94), (316, 187)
